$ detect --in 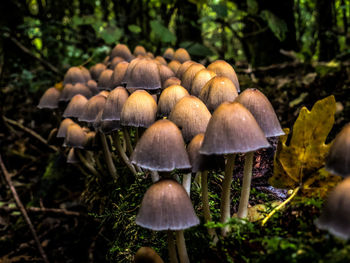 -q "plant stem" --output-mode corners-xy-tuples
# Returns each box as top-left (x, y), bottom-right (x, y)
(182, 173), (192, 197)
(167, 231), (179, 263)
(201, 171), (218, 240)
(176, 231), (190, 263)
(112, 133), (137, 176)
(76, 149), (99, 177)
(261, 186), (300, 226)
(100, 133), (118, 180)
(220, 154), (236, 236)
(123, 127), (134, 155)
(237, 151), (254, 219)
